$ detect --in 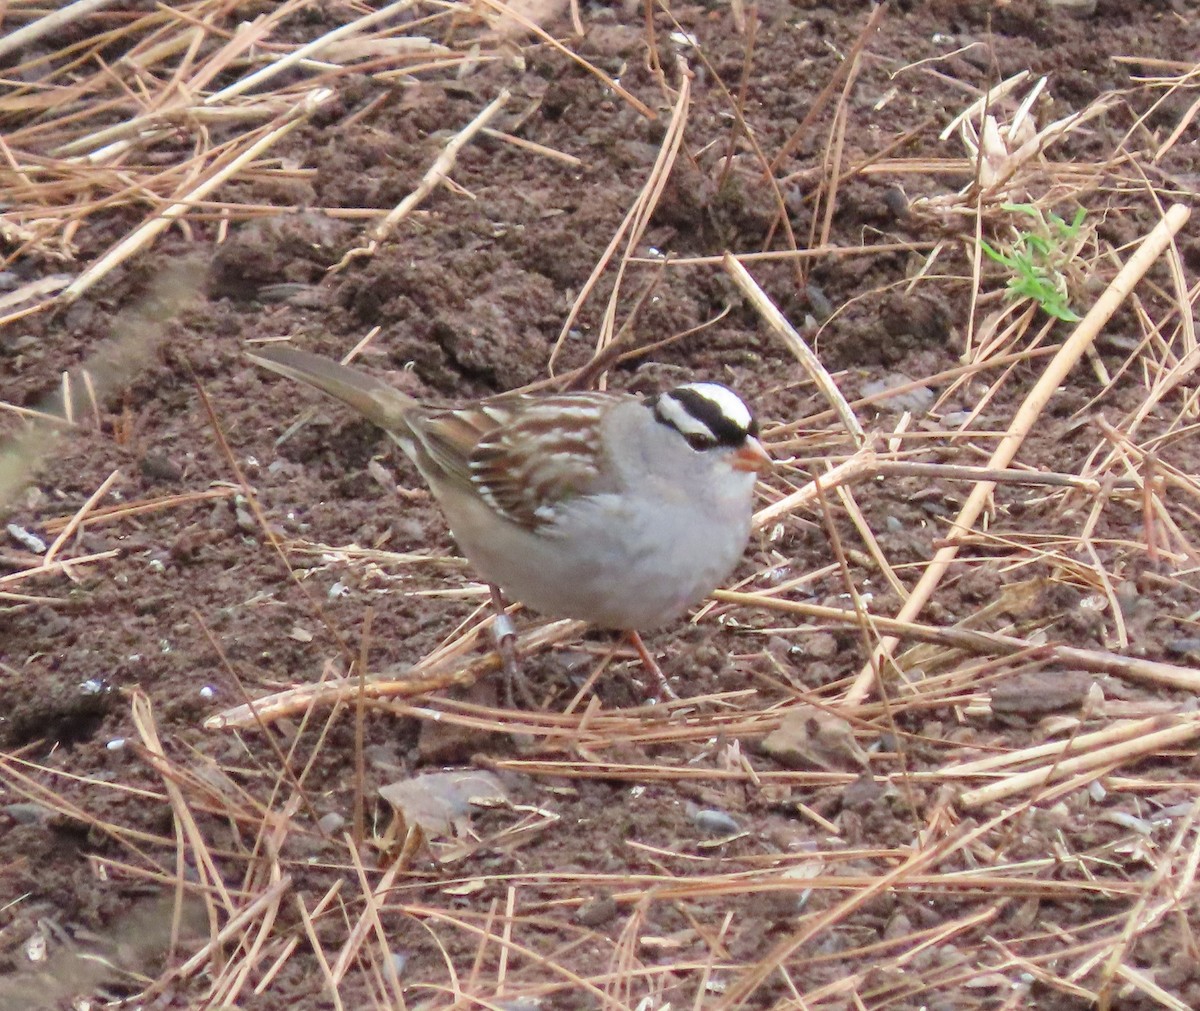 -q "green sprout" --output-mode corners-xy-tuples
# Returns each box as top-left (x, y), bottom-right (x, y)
(979, 203), (1088, 323)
